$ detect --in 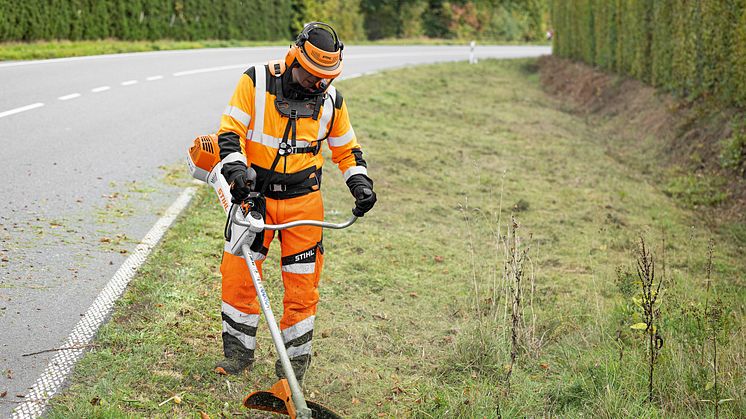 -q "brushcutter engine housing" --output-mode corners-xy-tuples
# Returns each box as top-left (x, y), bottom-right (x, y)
(187, 134), (233, 211)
